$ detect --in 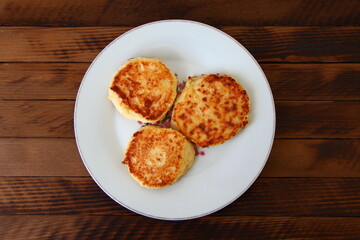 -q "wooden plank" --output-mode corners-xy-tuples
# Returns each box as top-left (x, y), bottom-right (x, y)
(1, 101), (359, 138)
(0, 63), (87, 100)
(0, 27), (120, 63)
(0, 138), (87, 176)
(0, 0), (359, 26)
(276, 101), (360, 138)
(223, 26), (360, 62)
(0, 215), (359, 240)
(0, 27), (359, 63)
(264, 64), (360, 101)
(0, 101), (74, 137)
(0, 138), (359, 177)
(0, 177), (359, 217)
(1, 63), (360, 101)
(263, 139), (360, 177)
